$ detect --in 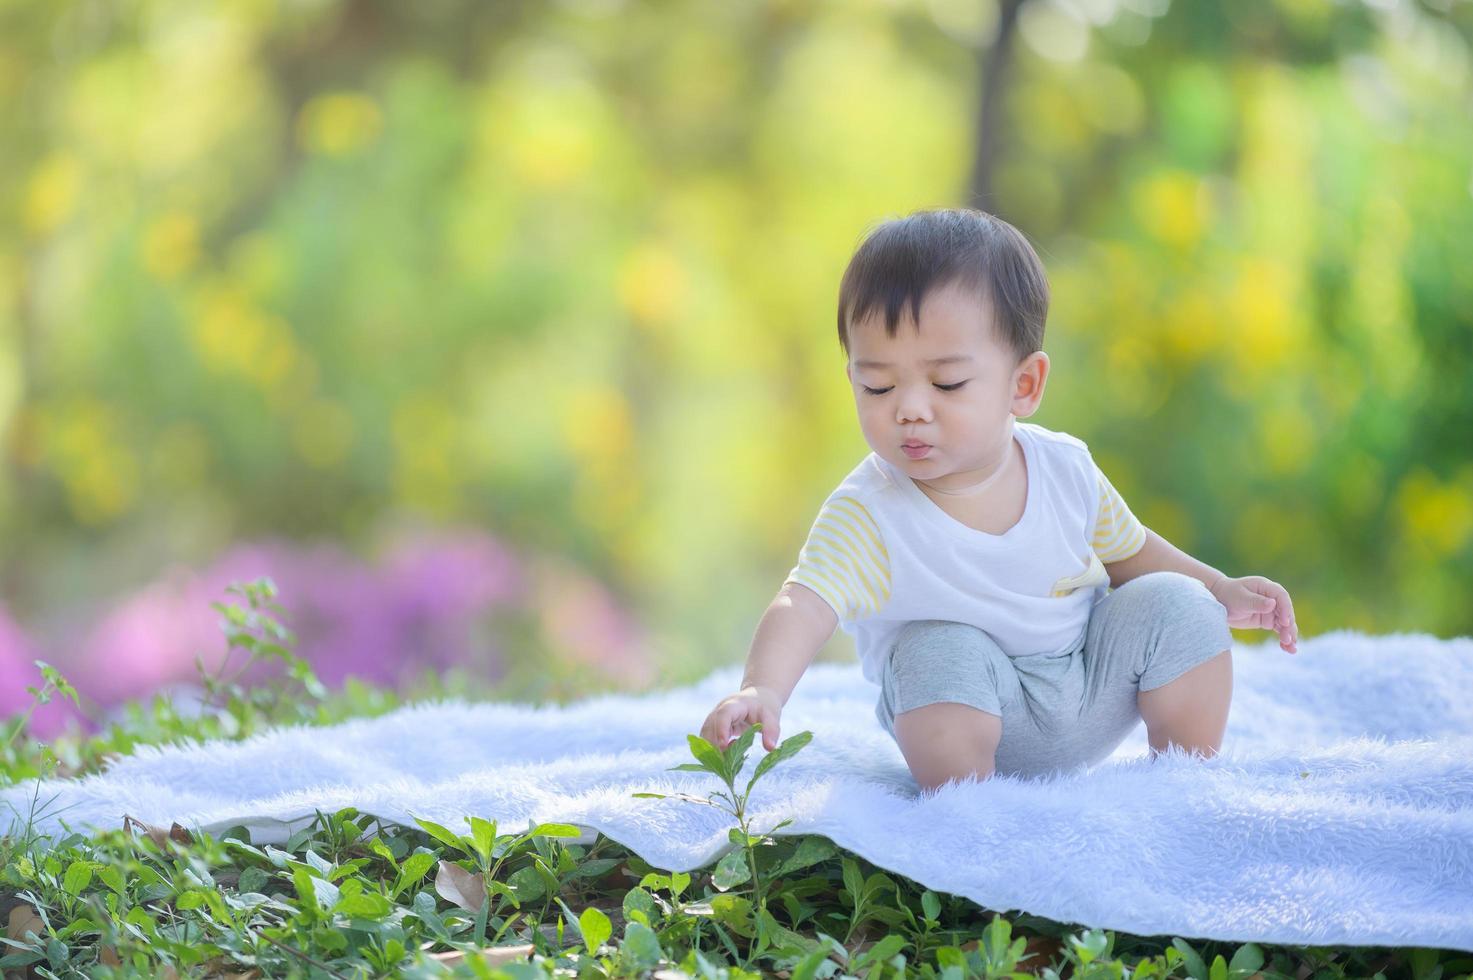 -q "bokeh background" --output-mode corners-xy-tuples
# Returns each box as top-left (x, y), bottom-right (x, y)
(3, 0), (1471, 737)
